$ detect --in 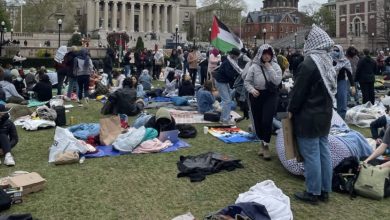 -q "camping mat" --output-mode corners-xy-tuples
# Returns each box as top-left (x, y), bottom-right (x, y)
(168, 109), (241, 124)
(208, 126), (259, 144)
(84, 139), (190, 158)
